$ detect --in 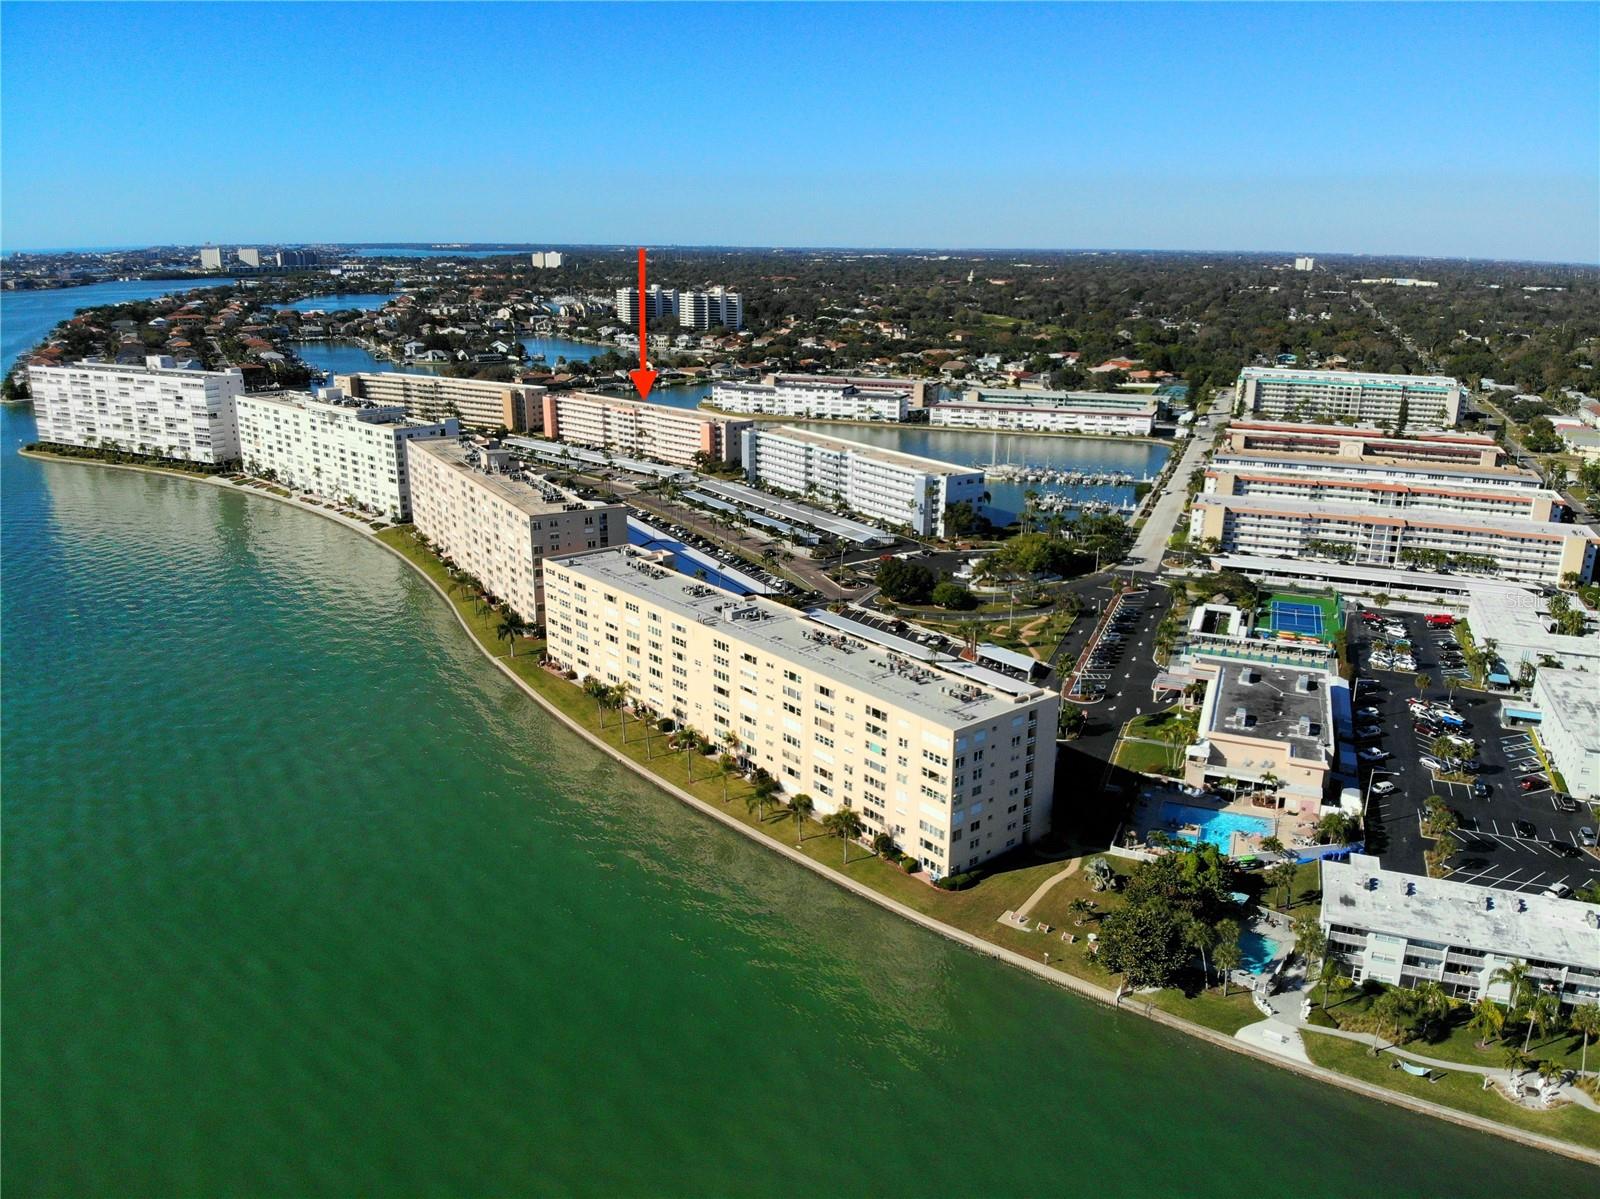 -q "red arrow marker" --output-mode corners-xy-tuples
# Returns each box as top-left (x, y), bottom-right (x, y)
(628, 246), (658, 400)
